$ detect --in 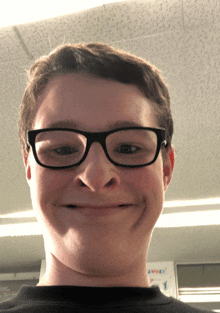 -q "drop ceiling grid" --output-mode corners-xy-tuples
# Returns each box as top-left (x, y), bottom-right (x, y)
(173, 23), (220, 200)
(0, 57), (33, 215)
(102, 0), (183, 43)
(182, 0), (220, 29)
(148, 225), (220, 263)
(0, 236), (45, 268)
(14, 0), (183, 61)
(16, 6), (110, 60)
(0, 27), (29, 63)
